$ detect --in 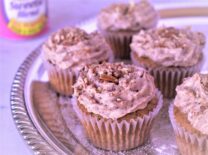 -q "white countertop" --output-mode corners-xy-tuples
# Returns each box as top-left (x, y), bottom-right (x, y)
(1, 0), (207, 154)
